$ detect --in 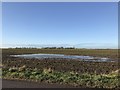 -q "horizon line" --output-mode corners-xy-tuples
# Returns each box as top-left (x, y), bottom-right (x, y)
(1, 43), (118, 49)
